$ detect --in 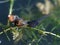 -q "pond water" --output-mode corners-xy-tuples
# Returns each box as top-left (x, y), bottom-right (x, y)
(0, 0), (59, 45)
